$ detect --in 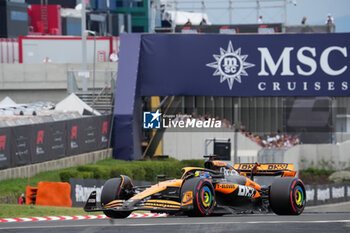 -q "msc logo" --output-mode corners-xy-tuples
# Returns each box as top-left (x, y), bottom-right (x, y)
(223, 56), (239, 74)
(206, 41), (255, 90)
(143, 110), (161, 129)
